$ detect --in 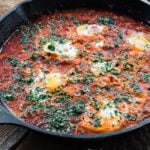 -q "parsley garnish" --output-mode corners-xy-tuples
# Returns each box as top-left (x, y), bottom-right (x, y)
(8, 58), (18, 67)
(97, 17), (114, 25)
(66, 101), (85, 115)
(140, 74), (150, 83)
(129, 82), (141, 94)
